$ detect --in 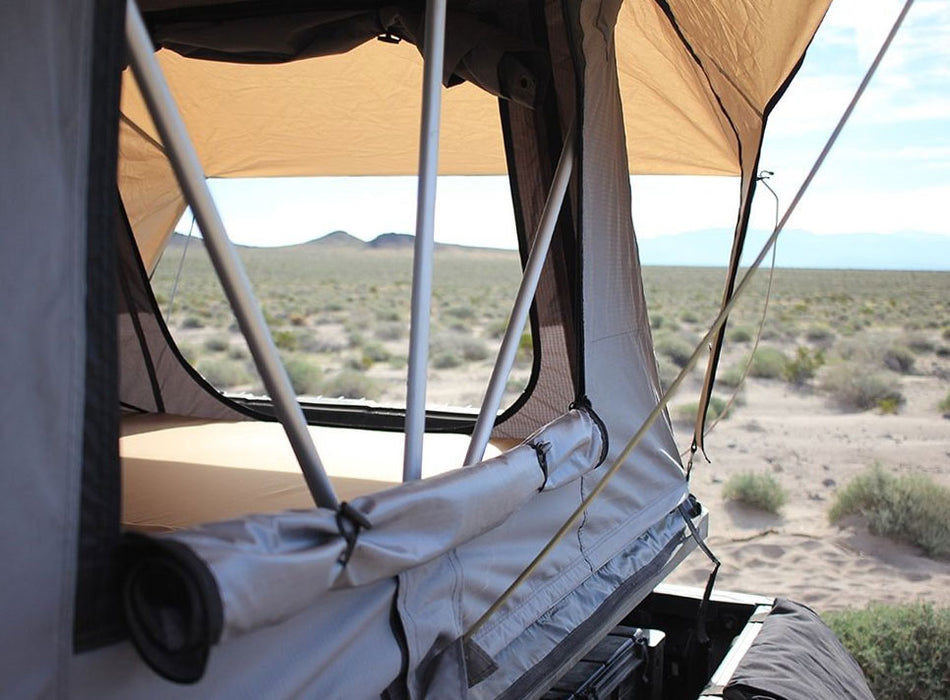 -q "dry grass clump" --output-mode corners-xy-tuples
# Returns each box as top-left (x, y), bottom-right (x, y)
(722, 471), (787, 514)
(825, 602), (950, 700)
(820, 362), (904, 412)
(829, 464), (950, 559)
(939, 391), (950, 417)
